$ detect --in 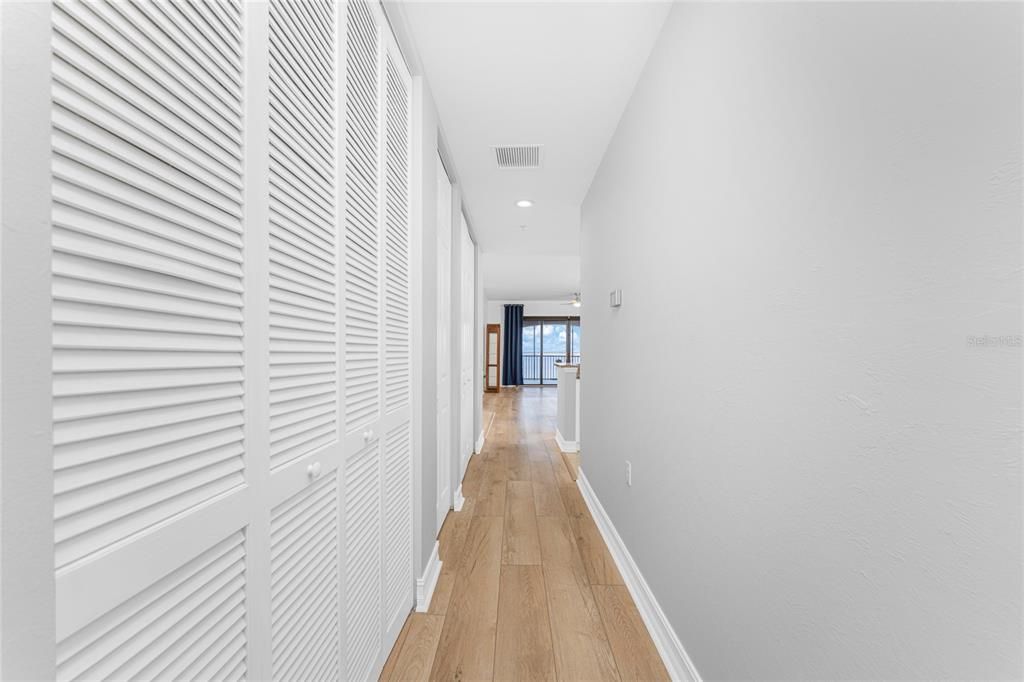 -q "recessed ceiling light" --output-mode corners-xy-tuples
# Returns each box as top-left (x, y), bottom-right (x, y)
(516, 199), (533, 208)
